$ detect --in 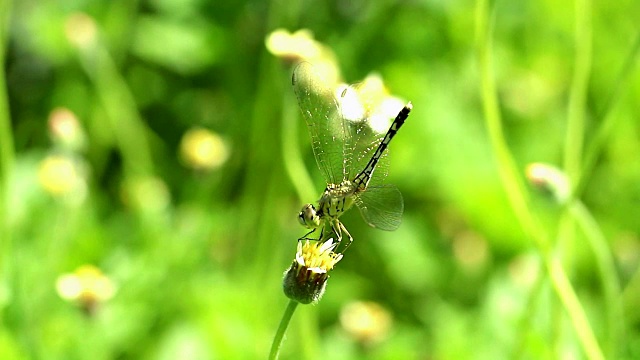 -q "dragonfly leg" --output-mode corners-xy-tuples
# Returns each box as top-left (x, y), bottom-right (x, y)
(329, 220), (353, 253)
(329, 220), (343, 245)
(337, 221), (354, 253)
(298, 228), (319, 242)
